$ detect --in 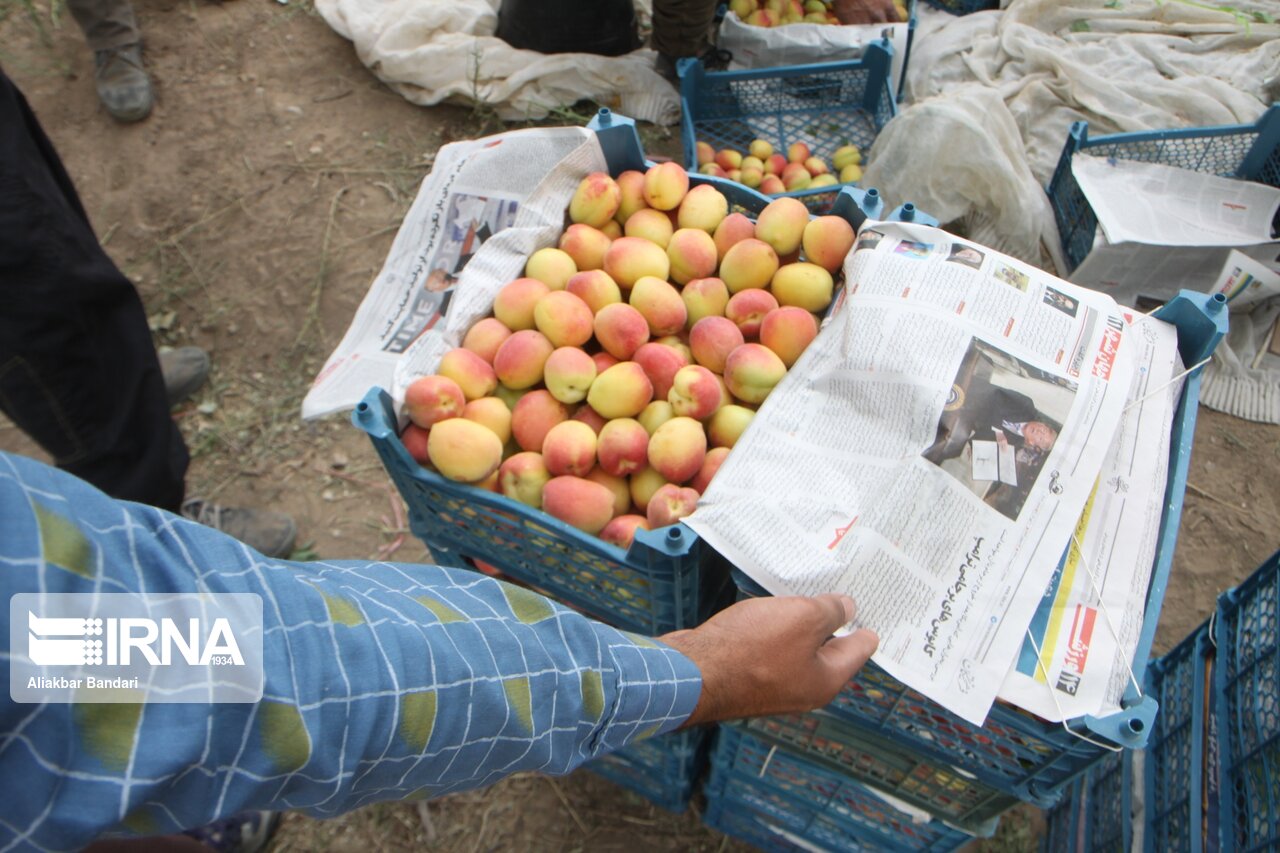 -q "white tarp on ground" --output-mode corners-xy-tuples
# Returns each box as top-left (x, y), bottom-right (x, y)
(312, 0), (681, 125)
(314, 0), (1277, 265)
(865, 0), (1279, 270)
